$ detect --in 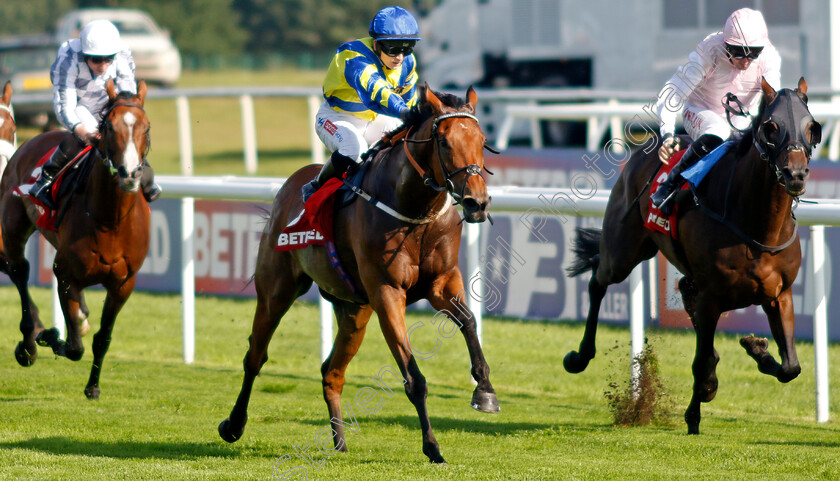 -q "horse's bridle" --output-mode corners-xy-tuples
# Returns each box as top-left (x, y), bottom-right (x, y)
(96, 101), (150, 178)
(403, 112), (495, 202)
(752, 90), (819, 185)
